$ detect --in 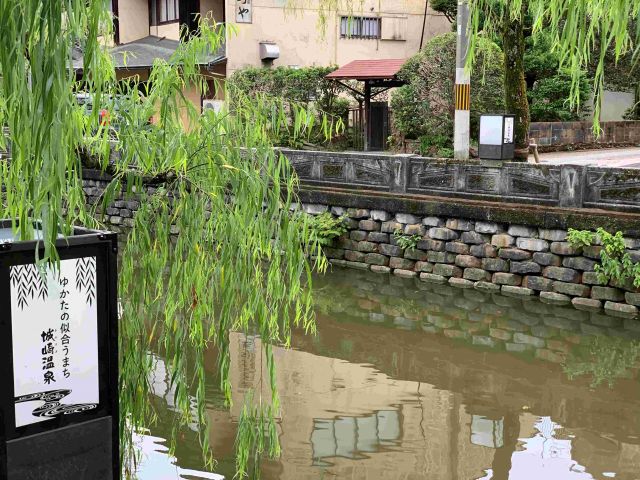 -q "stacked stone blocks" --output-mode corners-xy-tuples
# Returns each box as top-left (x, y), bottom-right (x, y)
(315, 204), (640, 317)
